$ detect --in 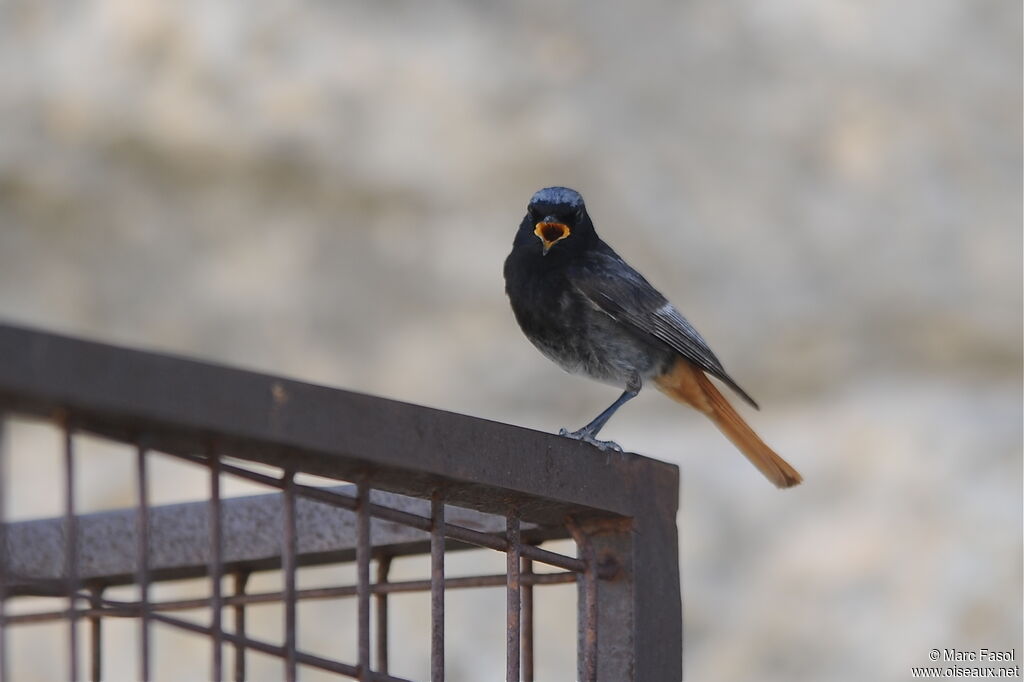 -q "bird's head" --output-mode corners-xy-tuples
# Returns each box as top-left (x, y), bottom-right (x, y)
(521, 186), (593, 256)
